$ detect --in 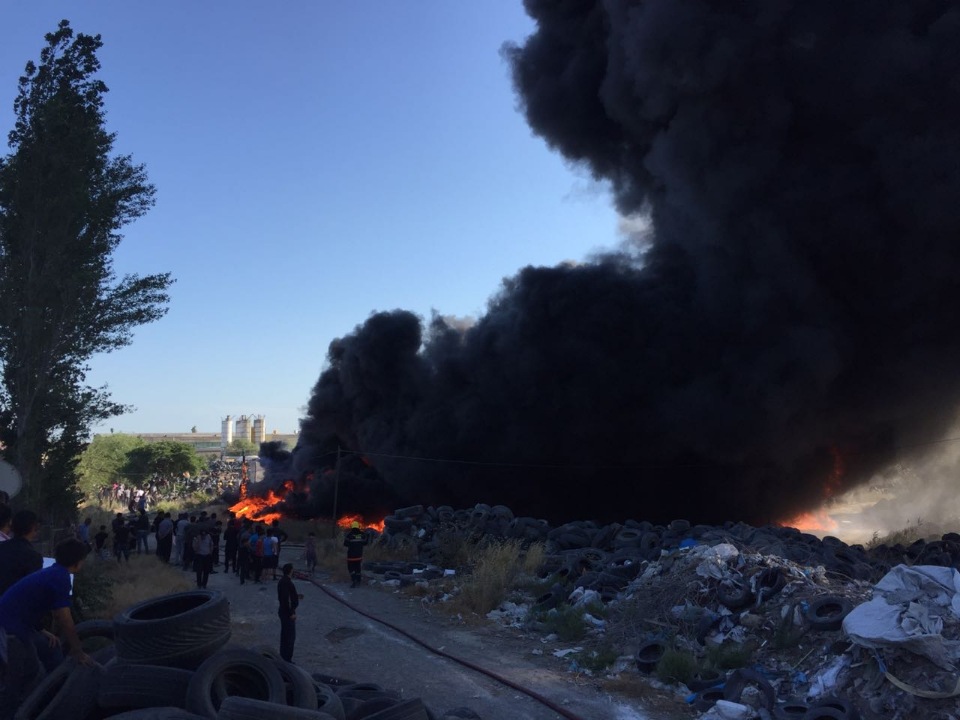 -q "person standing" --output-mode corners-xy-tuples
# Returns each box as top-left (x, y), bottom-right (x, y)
(262, 528), (278, 580)
(135, 510), (150, 554)
(113, 520), (131, 563)
(343, 521), (368, 588)
(304, 532), (317, 575)
(222, 514), (239, 574)
(156, 512), (174, 563)
(192, 528), (213, 589)
(237, 534), (251, 585)
(277, 563), (302, 663)
(0, 511), (43, 595)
